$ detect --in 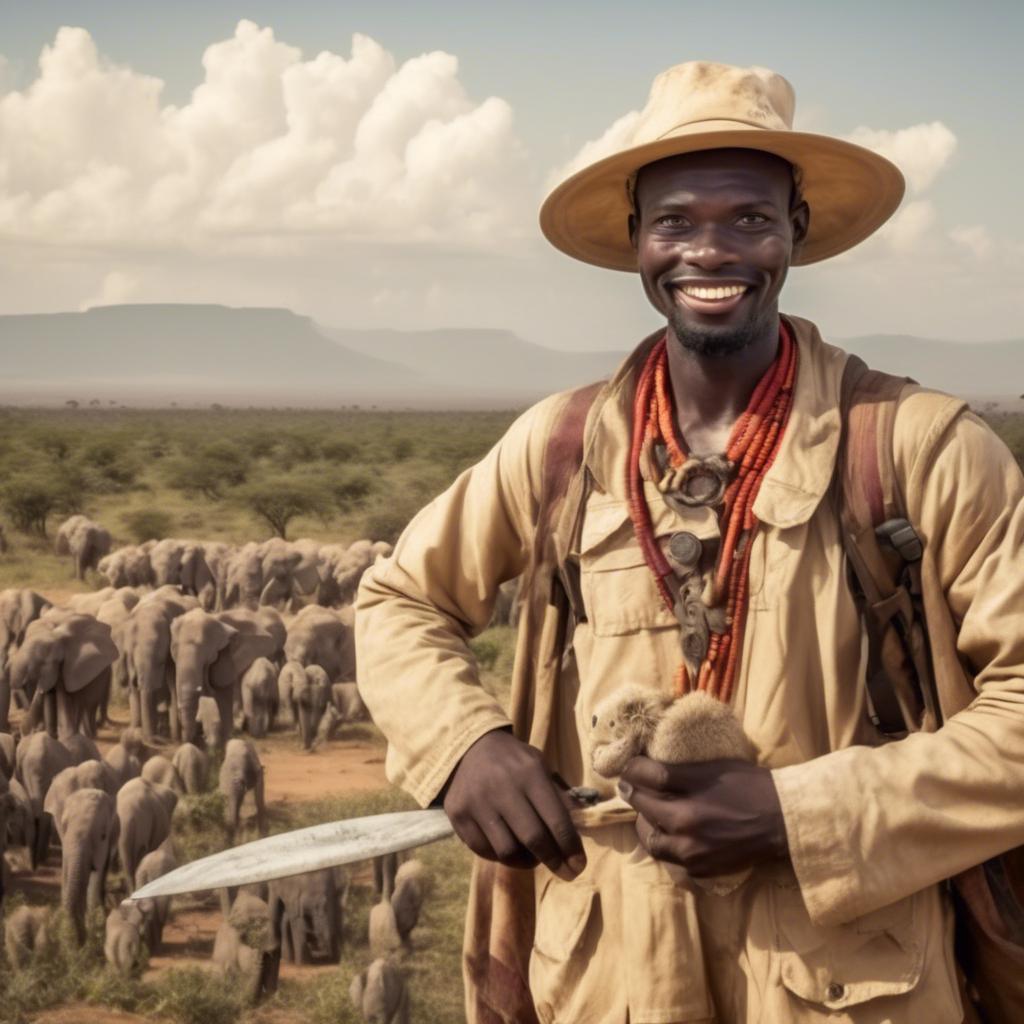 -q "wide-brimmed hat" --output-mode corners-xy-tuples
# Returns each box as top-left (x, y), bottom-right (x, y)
(540, 61), (905, 269)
